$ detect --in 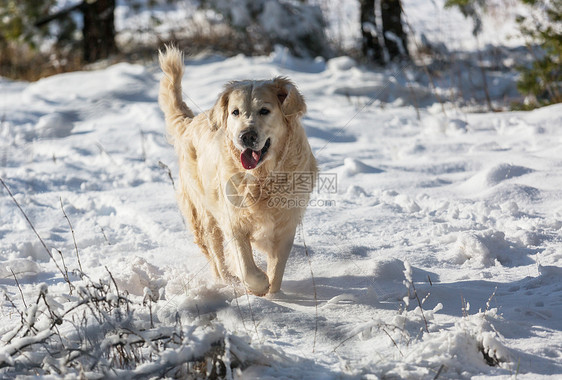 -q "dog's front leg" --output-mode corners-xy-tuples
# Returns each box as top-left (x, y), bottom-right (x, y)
(227, 231), (270, 296)
(267, 230), (296, 294)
